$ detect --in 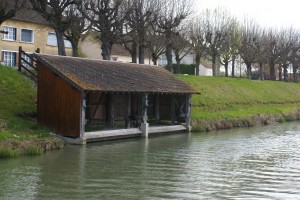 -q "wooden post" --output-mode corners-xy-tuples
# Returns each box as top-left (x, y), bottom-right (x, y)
(107, 93), (115, 128)
(185, 94), (192, 132)
(142, 93), (148, 123)
(125, 94), (131, 128)
(171, 94), (176, 124)
(18, 46), (22, 72)
(80, 93), (87, 144)
(141, 93), (149, 137)
(155, 94), (160, 123)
